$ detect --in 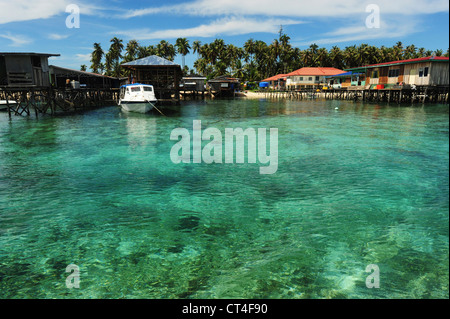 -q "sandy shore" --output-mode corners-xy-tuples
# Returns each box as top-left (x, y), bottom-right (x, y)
(238, 91), (268, 99)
